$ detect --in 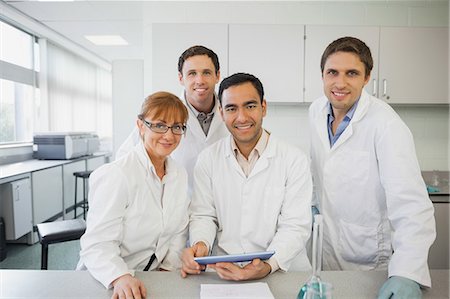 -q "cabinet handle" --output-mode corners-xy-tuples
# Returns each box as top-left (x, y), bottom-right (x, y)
(372, 79), (377, 96)
(15, 186), (20, 201)
(382, 79), (387, 97)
